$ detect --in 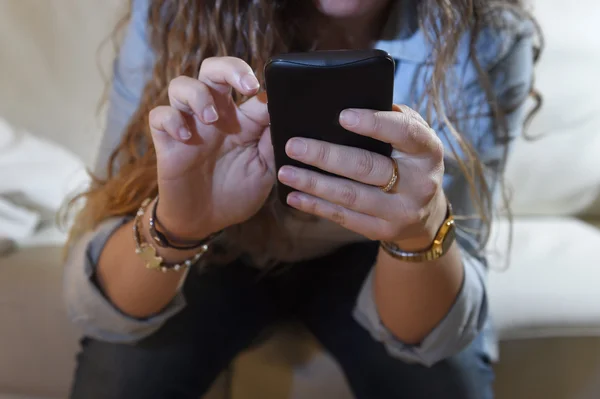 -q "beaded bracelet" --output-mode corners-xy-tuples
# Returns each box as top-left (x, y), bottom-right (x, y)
(133, 198), (210, 273)
(148, 196), (222, 250)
